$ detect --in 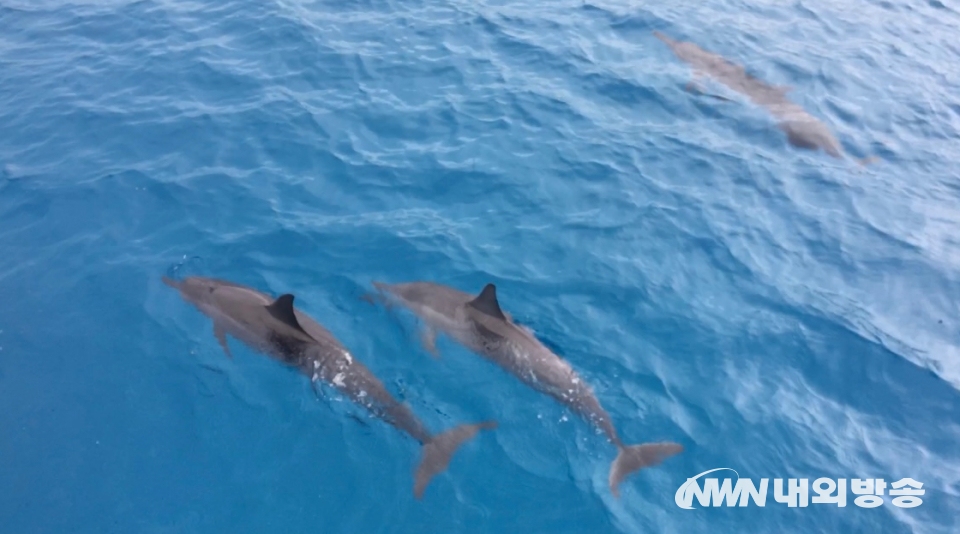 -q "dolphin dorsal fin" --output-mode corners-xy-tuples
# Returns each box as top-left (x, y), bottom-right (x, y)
(265, 294), (312, 338)
(467, 284), (507, 321)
